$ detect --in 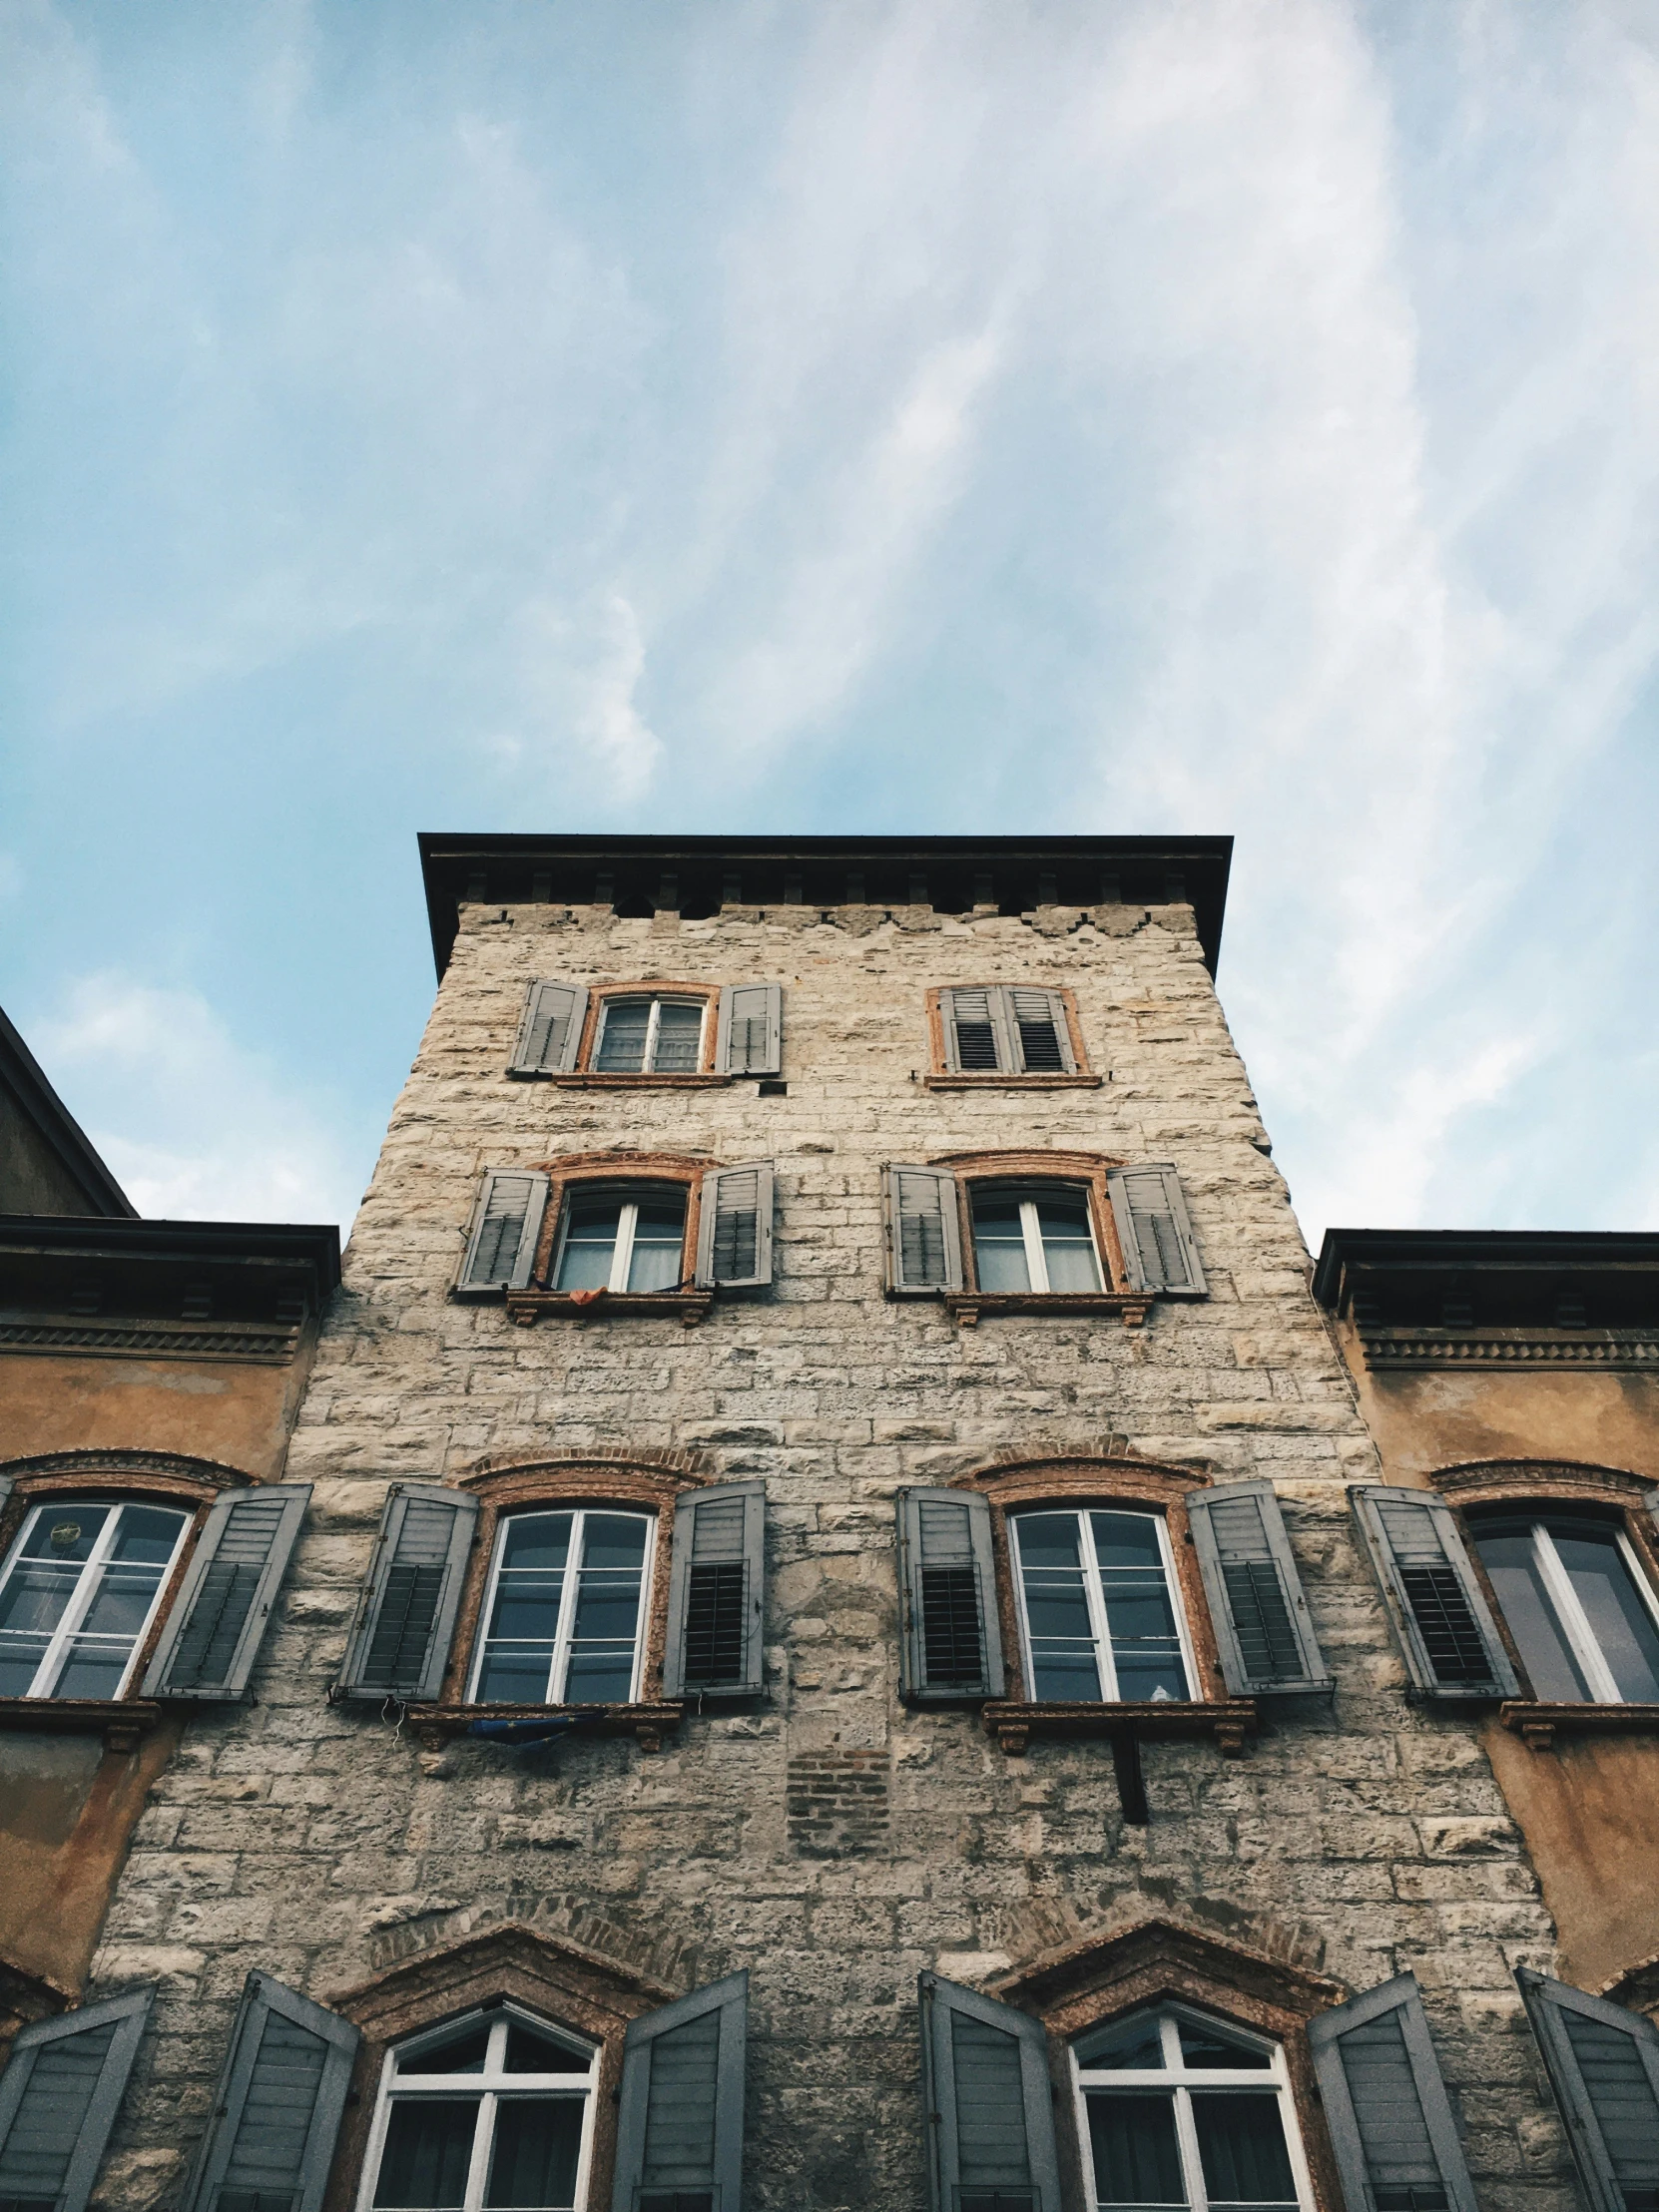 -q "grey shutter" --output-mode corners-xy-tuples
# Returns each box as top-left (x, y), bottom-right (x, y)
(695, 1164), (775, 1290)
(458, 1170), (549, 1291)
(918, 1973), (1062, 2212)
(334, 1484), (479, 1703)
(1309, 1973), (1479, 2212)
(509, 980), (587, 1075)
(182, 1971), (358, 2212)
(883, 1167), (964, 1295)
(1006, 988), (1074, 1074)
(716, 983), (782, 1077)
(610, 1971), (746, 2212)
(143, 1484), (311, 1700)
(896, 1488), (1004, 1700)
(663, 1483), (766, 1700)
(1107, 1164), (1207, 1295)
(1518, 1968), (1659, 2212)
(1350, 1485), (1518, 1700)
(939, 988), (1010, 1073)
(1186, 1480), (1331, 1697)
(0, 1985), (154, 2212)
